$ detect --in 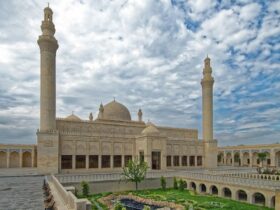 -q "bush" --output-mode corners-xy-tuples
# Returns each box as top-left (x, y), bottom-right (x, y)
(143, 205), (151, 210)
(160, 176), (167, 190)
(178, 179), (187, 191)
(80, 181), (89, 197)
(114, 202), (125, 210)
(173, 177), (178, 189)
